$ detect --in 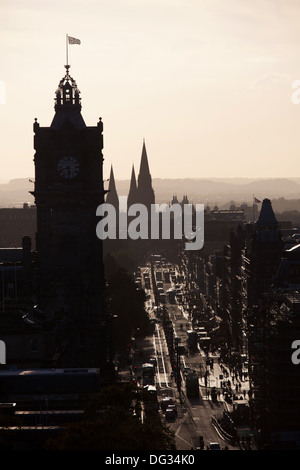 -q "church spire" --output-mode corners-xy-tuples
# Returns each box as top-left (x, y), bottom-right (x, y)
(137, 140), (155, 208)
(106, 165), (119, 209)
(128, 164), (138, 207)
(138, 140), (151, 182)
